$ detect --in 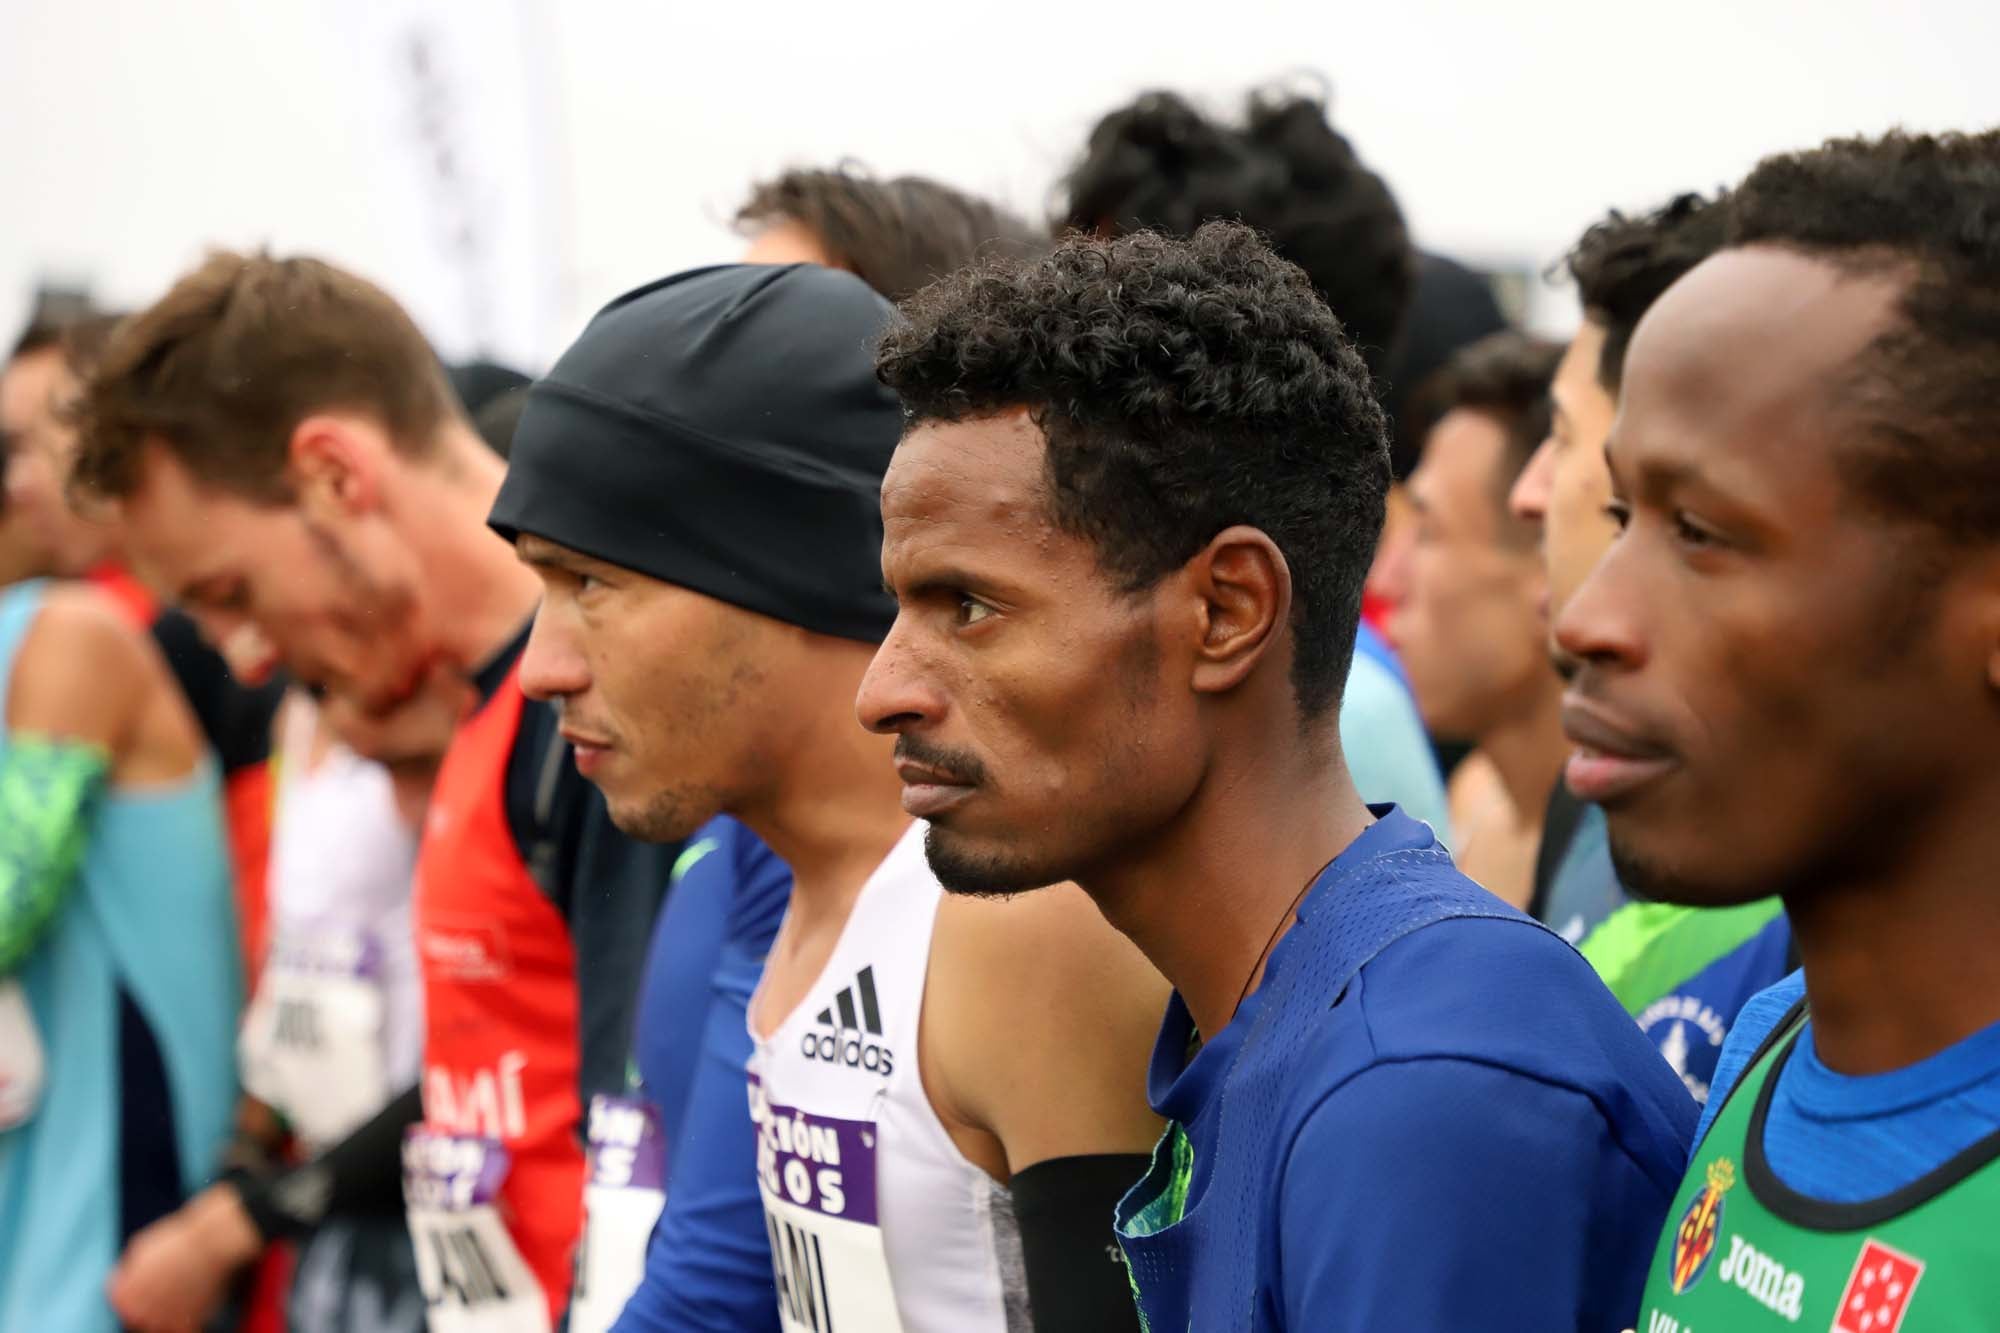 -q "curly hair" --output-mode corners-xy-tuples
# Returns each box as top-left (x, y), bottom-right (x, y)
(1562, 191), (1729, 393)
(1726, 129), (2000, 547)
(876, 220), (1389, 719)
(1059, 88), (1413, 380)
(738, 165), (1045, 306)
